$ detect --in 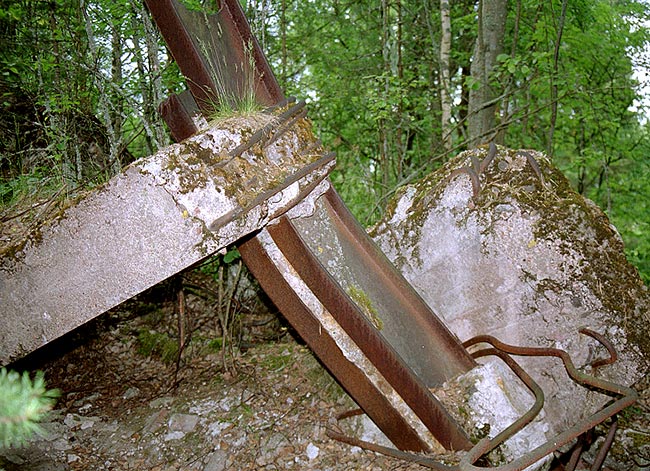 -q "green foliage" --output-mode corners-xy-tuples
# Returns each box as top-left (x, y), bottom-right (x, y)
(1, 0), (649, 283)
(493, 0), (650, 282)
(252, 0), (650, 282)
(0, 0), (175, 198)
(0, 169), (60, 207)
(222, 248), (241, 264)
(0, 368), (59, 448)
